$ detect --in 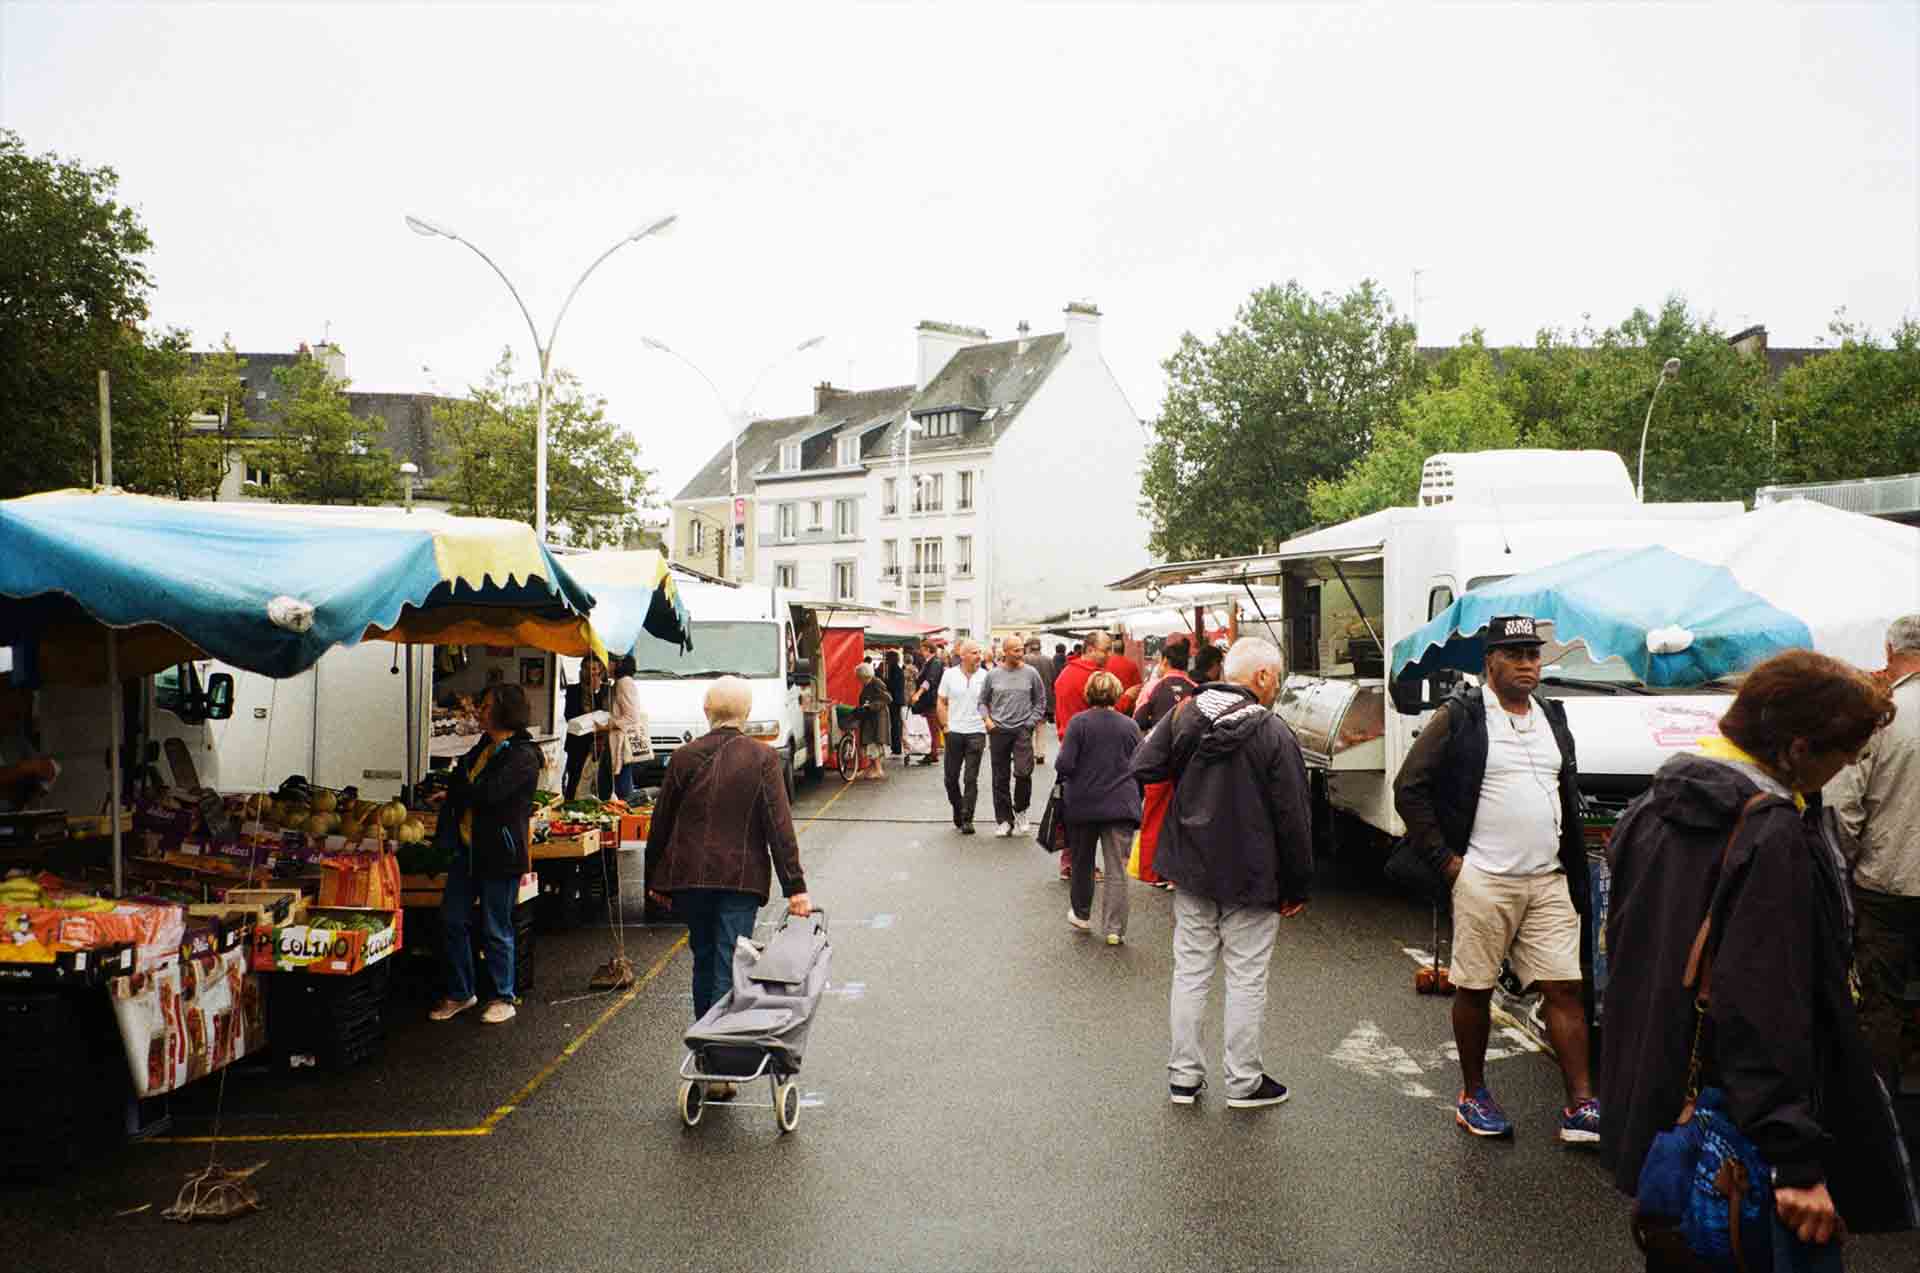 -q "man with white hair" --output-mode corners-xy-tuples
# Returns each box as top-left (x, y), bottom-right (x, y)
(1830, 613), (1920, 1087)
(1133, 636), (1312, 1110)
(646, 675), (812, 1093)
